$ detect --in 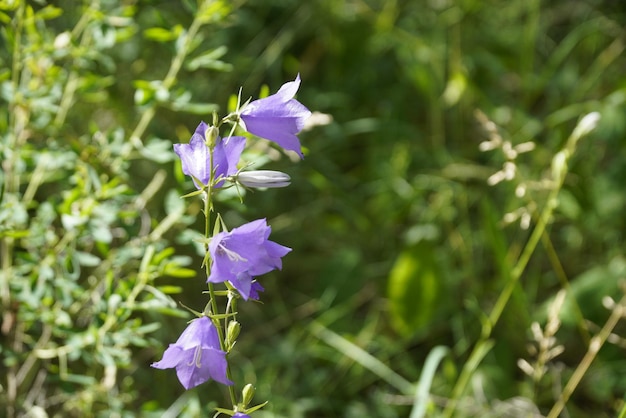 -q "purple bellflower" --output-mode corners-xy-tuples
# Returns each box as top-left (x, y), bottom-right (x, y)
(174, 121), (245, 189)
(233, 413), (251, 418)
(151, 316), (232, 390)
(208, 219), (291, 300)
(240, 74), (312, 158)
